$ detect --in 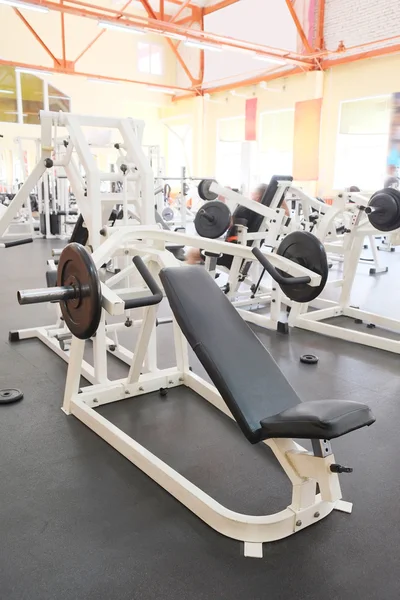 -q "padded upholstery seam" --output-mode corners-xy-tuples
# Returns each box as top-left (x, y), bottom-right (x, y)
(262, 407), (370, 427)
